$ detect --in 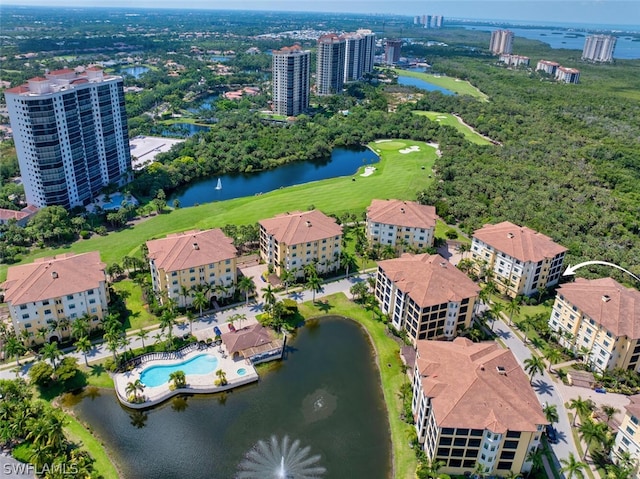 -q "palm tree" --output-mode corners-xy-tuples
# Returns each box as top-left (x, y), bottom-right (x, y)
(192, 290), (208, 317)
(179, 284), (192, 308)
(340, 250), (357, 278)
(215, 369), (227, 386)
(303, 261), (318, 279)
(42, 341), (62, 369)
(280, 268), (295, 294)
(238, 275), (256, 305)
(523, 356), (545, 384)
(543, 347), (563, 372)
(525, 448), (543, 478)
(578, 419), (606, 460)
(505, 298), (521, 326)
(229, 313), (246, 330)
(568, 396), (596, 427)
(560, 452), (588, 479)
(543, 403), (559, 425)
(417, 457), (445, 479)
(104, 329), (121, 361)
(306, 274), (323, 303)
(159, 310), (176, 344)
(125, 379), (146, 401)
(71, 314), (91, 339)
(456, 242), (471, 259)
(58, 317), (71, 340)
(488, 302), (504, 330)
(4, 335), (27, 366)
(261, 284), (276, 316)
(600, 404), (619, 424)
(169, 370), (186, 389)
(74, 336), (92, 367)
(135, 329), (149, 349)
